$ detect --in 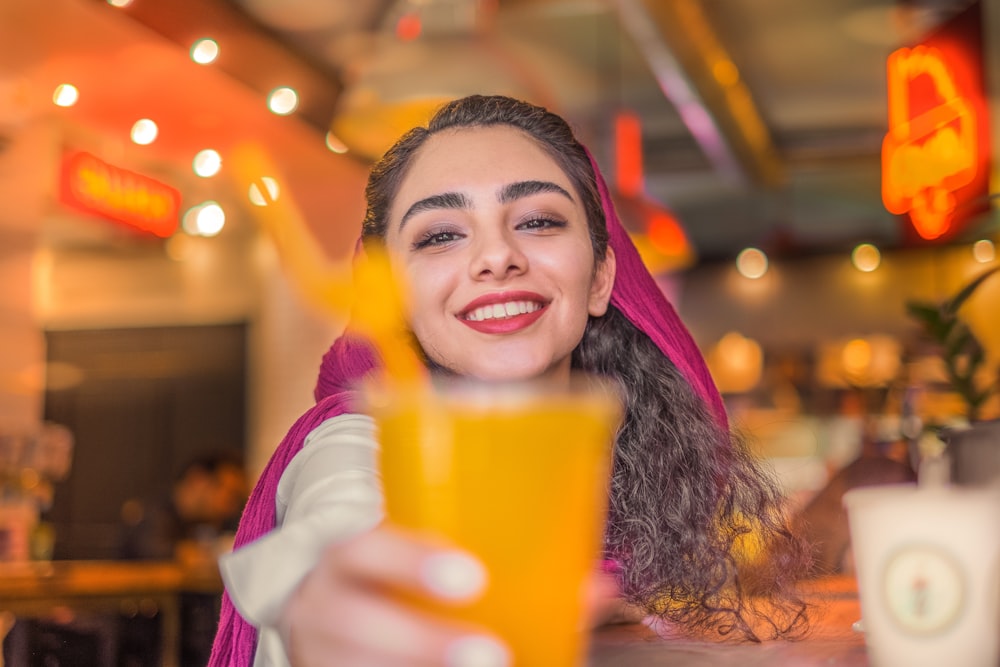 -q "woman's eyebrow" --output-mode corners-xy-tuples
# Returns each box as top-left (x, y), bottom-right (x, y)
(399, 192), (472, 229)
(498, 180), (574, 204)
